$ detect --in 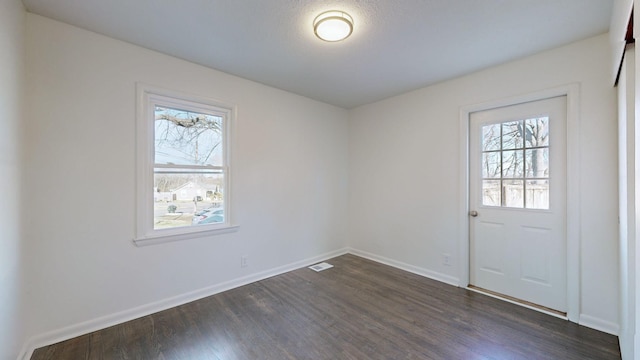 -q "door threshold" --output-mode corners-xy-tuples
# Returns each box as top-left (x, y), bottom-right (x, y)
(467, 285), (568, 320)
